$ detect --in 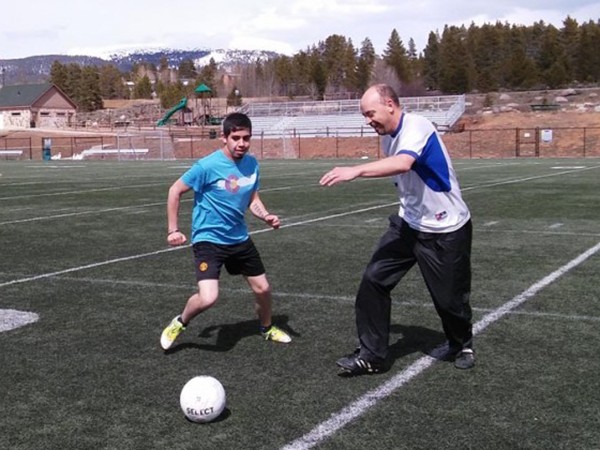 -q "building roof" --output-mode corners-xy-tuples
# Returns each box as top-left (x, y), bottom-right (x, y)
(0, 83), (61, 108)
